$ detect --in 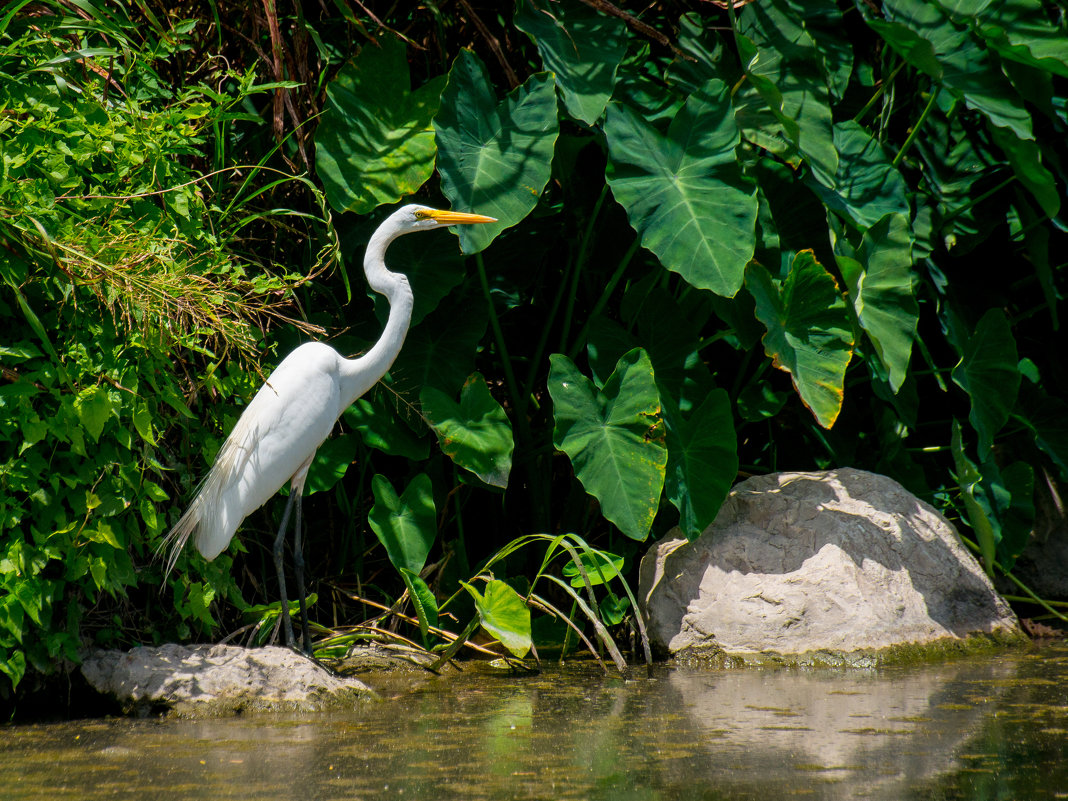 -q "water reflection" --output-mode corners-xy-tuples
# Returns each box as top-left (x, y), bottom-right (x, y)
(3, 646), (1067, 801)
